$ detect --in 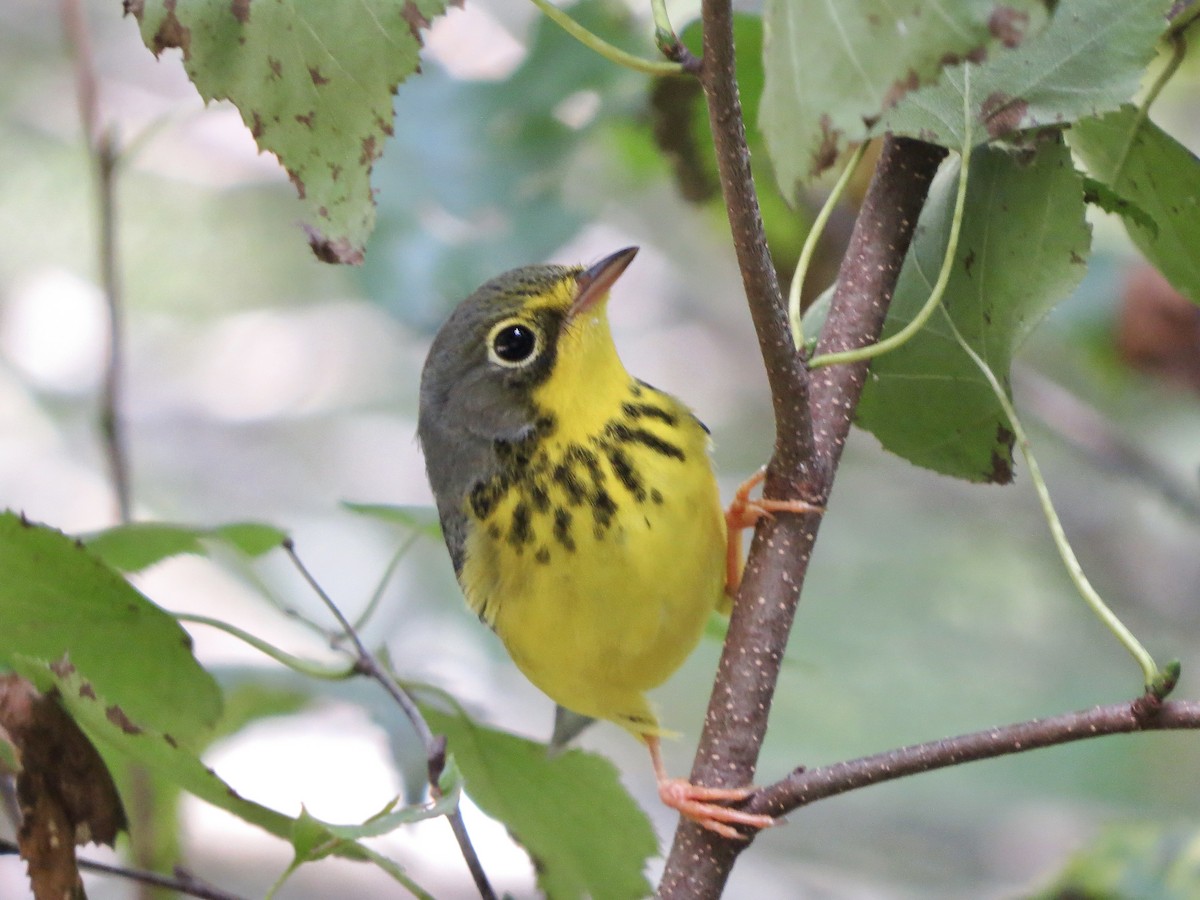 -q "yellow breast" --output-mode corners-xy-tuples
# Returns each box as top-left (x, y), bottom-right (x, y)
(459, 369), (726, 736)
